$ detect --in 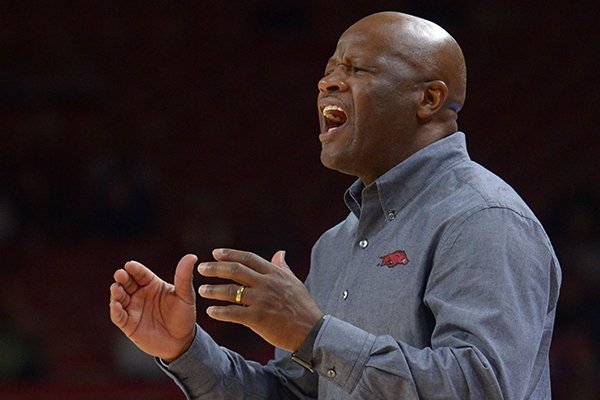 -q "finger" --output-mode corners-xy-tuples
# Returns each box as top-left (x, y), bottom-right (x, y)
(174, 254), (198, 305)
(113, 269), (139, 294)
(123, 260), (158, 288)
(212, 249), (273, 274)
(199, 283), (250, 305)
(109, 299), (128, 329)
(271, 250), (291, 271)
(198, 261), (262, 285)
(206, 304), (249, 325)
(110, 283), (131, 308)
